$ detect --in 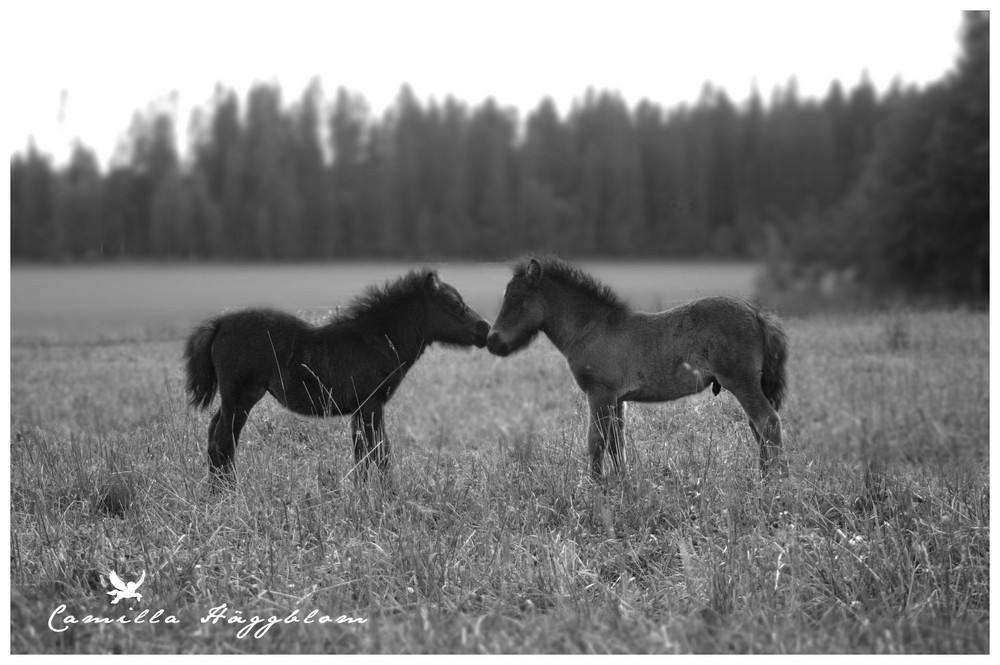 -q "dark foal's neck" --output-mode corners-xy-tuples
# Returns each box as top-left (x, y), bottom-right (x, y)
(328, 294), (430, 366)
(539, 278), (628, 355)
(373, 297), (431, 365)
